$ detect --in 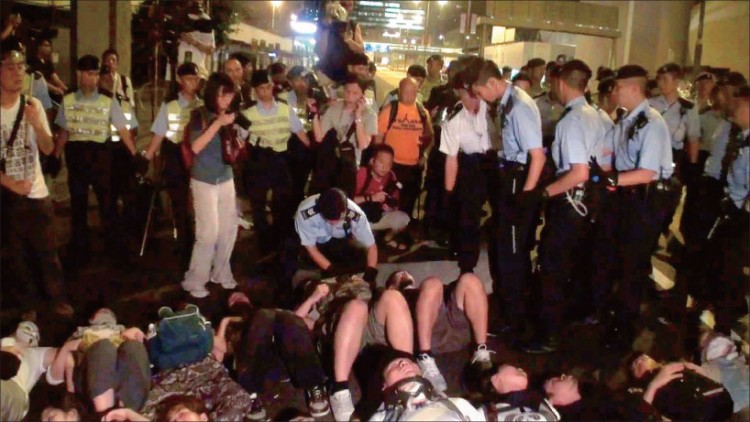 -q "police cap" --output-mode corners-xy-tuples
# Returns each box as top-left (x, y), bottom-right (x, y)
(596, 67), (615, 81)
(734, 86), (750, 100)
(656, 62), (683, 78)
(598, 77), (616, 95)
(287, 65), (309, 80)
(694, 72), (715, 83)
(176, 62), (199, 77)
(77, 55), (100, 72)
(251, 69), (273, 88)
(615, 64), (648, 80)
